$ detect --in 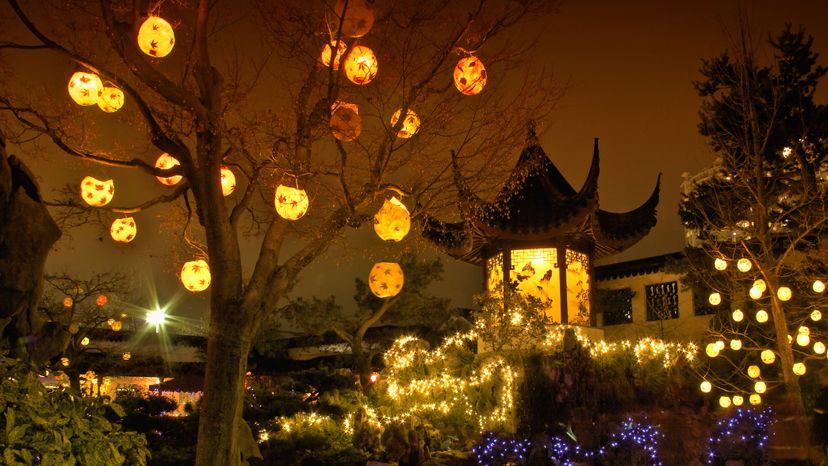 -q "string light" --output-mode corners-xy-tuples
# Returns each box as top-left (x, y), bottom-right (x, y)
(706, 408), (773, 465)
